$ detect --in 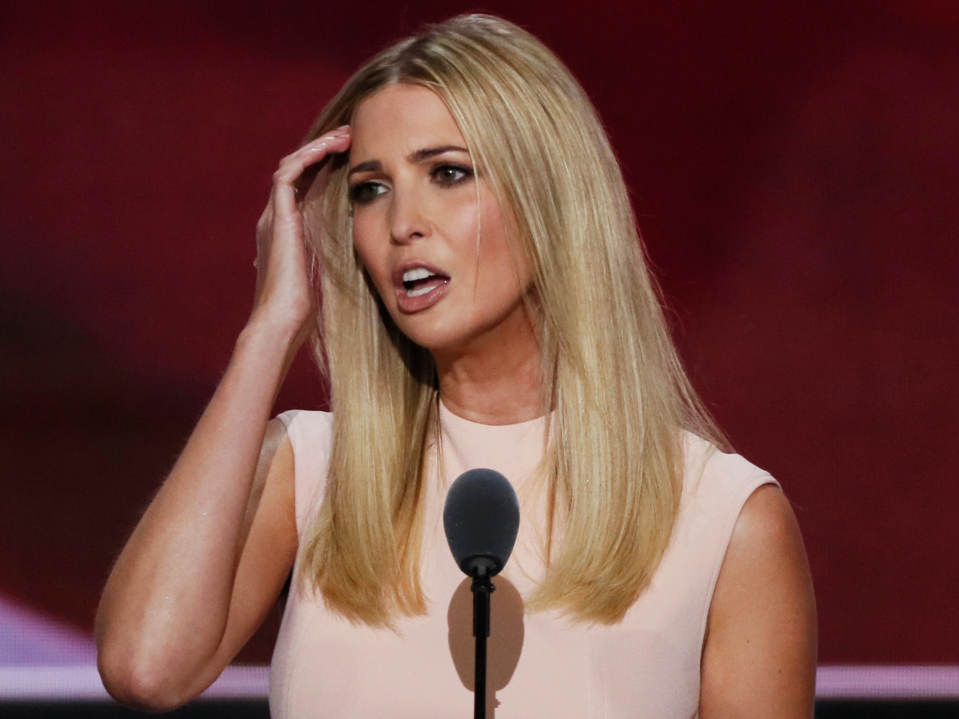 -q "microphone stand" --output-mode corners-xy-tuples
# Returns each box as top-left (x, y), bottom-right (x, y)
(470, 559), (497, 719)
